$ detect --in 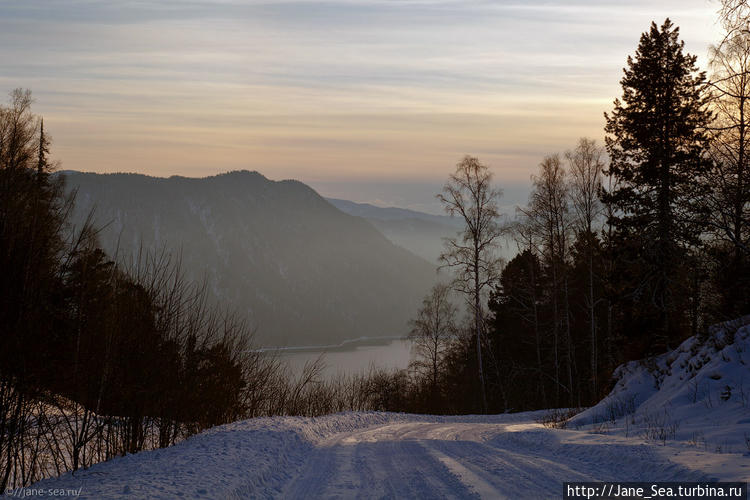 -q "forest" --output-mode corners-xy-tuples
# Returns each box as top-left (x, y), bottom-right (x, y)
(408, 13), (750, 415)
(1, 2), (749, 491)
